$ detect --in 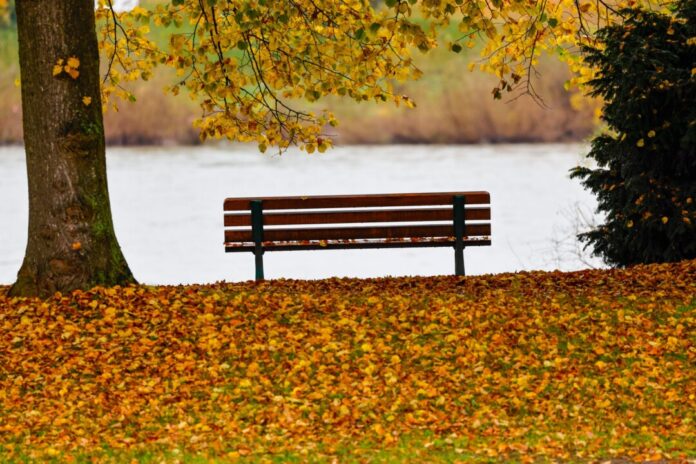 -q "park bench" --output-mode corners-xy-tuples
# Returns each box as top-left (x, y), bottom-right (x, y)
(223, 191), (491, 280)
